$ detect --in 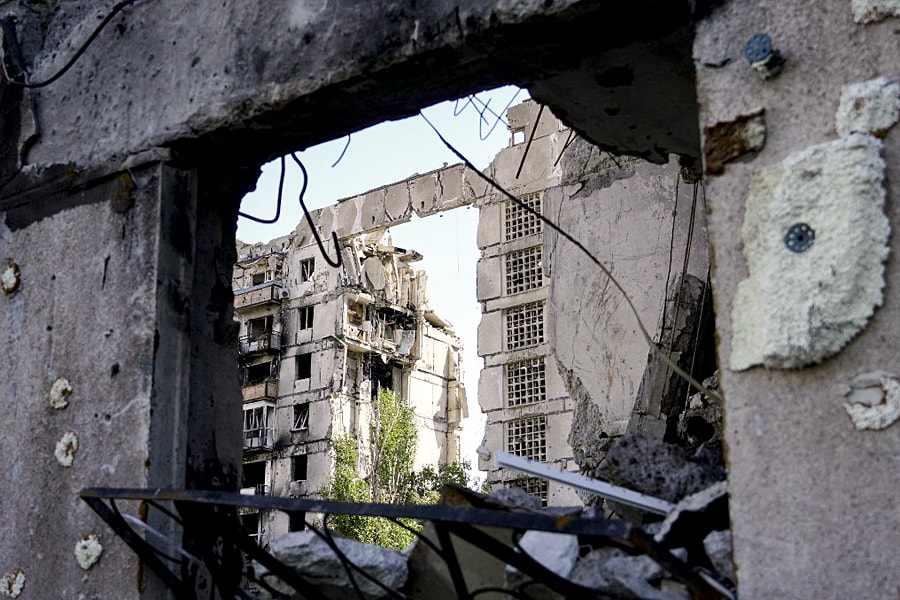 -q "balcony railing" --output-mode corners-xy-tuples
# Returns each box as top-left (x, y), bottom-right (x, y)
(239, 484), (270, 496)
(241, 379), (279, 403)
(242, 427), (275, 451)
(234, 282), (284, 310)
(239, 331), (280, 356)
